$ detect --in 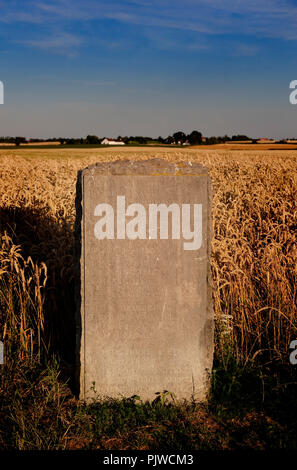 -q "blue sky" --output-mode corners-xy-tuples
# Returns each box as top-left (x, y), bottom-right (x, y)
(0, 0), (297, 138)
